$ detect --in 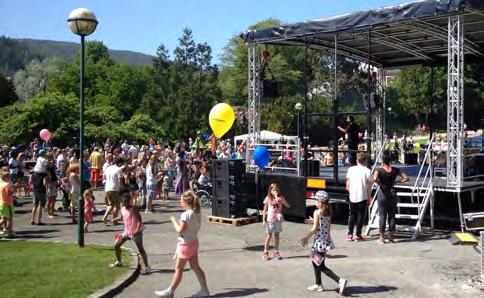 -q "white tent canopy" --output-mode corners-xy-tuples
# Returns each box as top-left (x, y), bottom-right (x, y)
(234, 130), (295, 144)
